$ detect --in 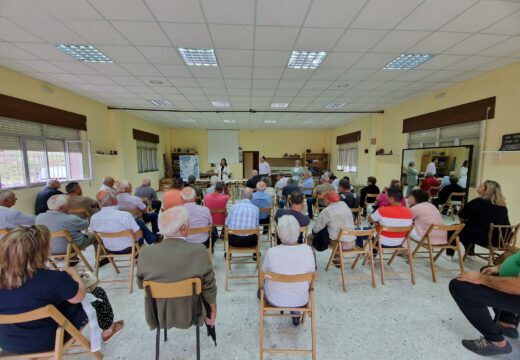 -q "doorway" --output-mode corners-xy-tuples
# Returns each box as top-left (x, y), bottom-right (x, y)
(243, 151), (259, 178)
